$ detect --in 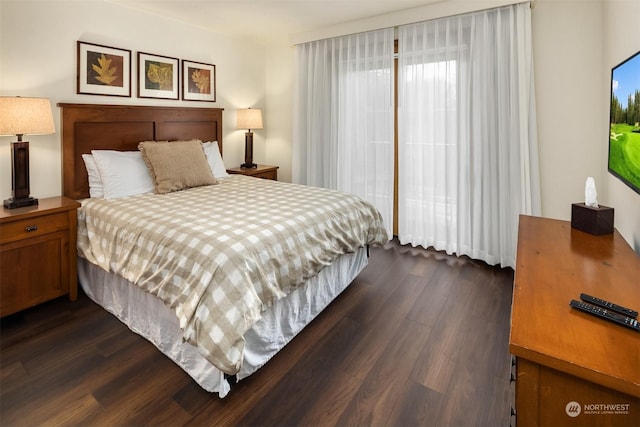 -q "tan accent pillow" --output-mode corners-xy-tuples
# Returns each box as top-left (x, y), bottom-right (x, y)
(138, 139), (217, 194)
